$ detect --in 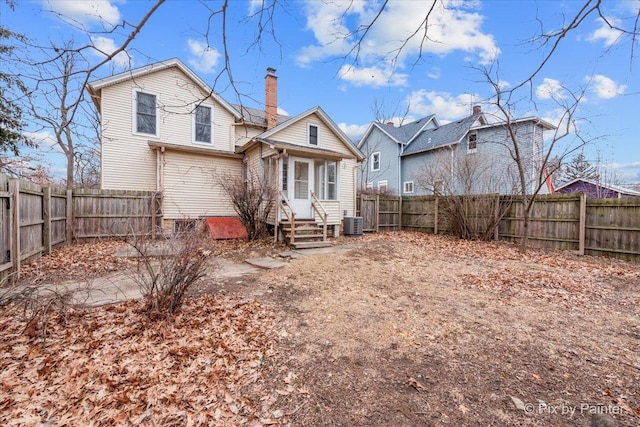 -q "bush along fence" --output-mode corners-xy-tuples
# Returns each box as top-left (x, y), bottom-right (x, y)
(358, 193), (640, 262)
(0, 173), (162, 281)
